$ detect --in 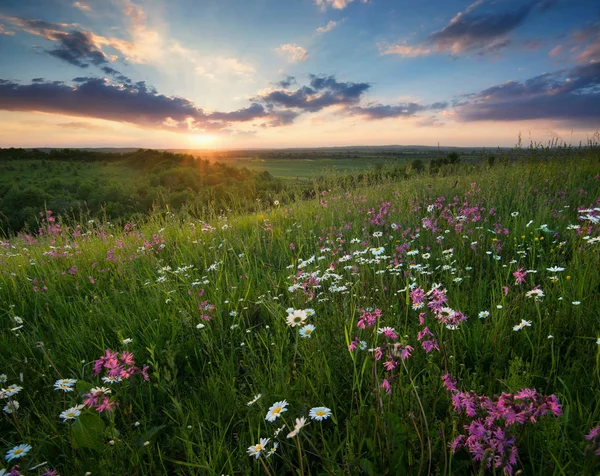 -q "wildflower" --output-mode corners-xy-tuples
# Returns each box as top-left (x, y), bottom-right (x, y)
(513, 268), (527, 285)
(266, 442), (279, 457)
(478, 311), (490, 319)
(381, 378), (391, 395)
(2, 385), (23, 398)
(5, 444), (32, 462)
(309, 406), (332, 421)
(287, 417), (308, 438)
(53, 379), (77, 392)
(373, 231), (383, 237)
(247, 438), (270, 459)
(299, 324), (315, 338)
(273, 426), (285, 437)
(0, 375), (6, 384)
(572, 301), (581, 306)
(3, 400), (19, 414)
(286, 310), (308, 327)
(547, 266), (565, 272)
(377, 326), (398, 340)
(247, 394), (262, 406)
(196, 323), (205, 329)
(525, 287), (545, 300)
(370, 246), (385, 256)
(122, 338), (133, 345)
(59, 405), (84, 422)
(265, 400), (288, 422)
(513, 319), (532, 331)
